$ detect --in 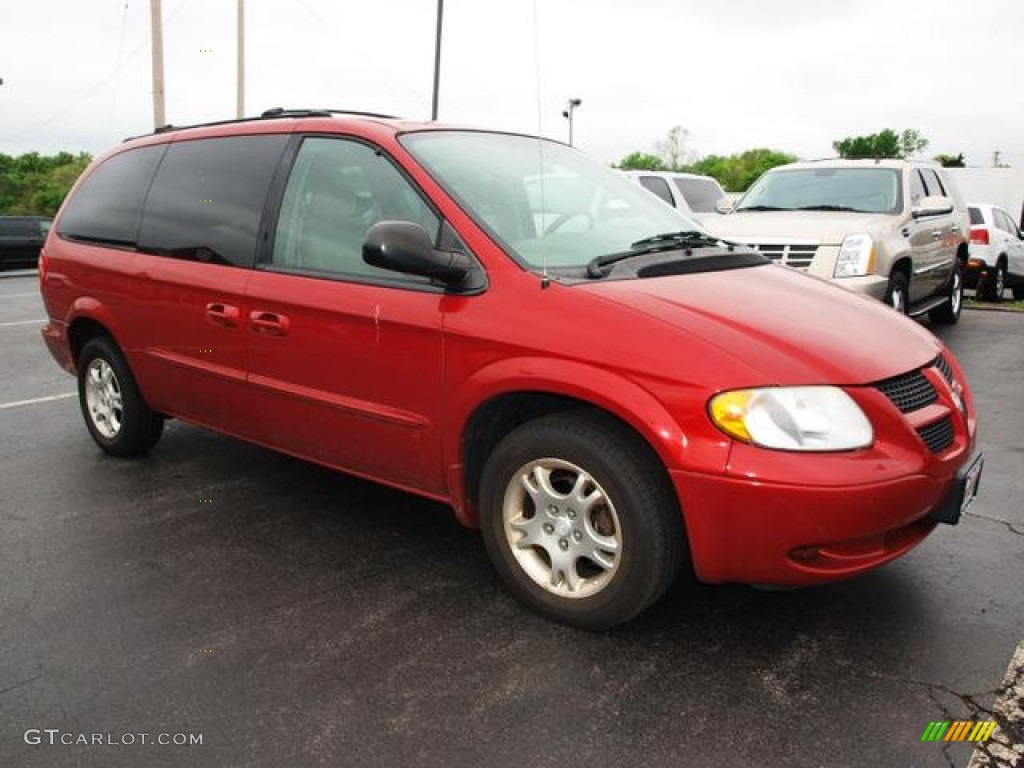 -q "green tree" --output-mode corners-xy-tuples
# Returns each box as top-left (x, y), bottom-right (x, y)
(616, 152), (666, 171)
(899, 129), (929, 158)
(832, 128), (929, 159)
(689, 148), (797, 192)
(0, 151), (91, 217)
(933, 153), (966, 167)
